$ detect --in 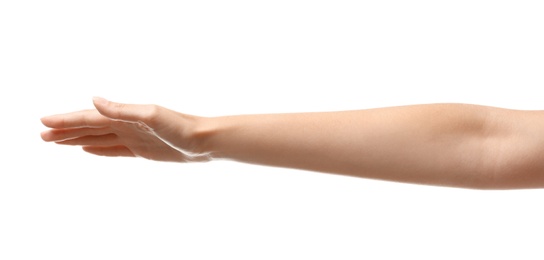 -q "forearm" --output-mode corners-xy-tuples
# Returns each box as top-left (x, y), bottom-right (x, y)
(195, 103), (509, 188)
